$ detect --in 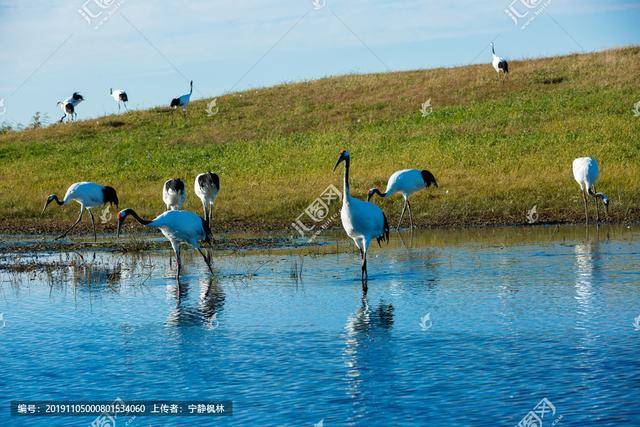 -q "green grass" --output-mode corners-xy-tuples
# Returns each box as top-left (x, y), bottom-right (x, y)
(1, 46), (640, 232)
